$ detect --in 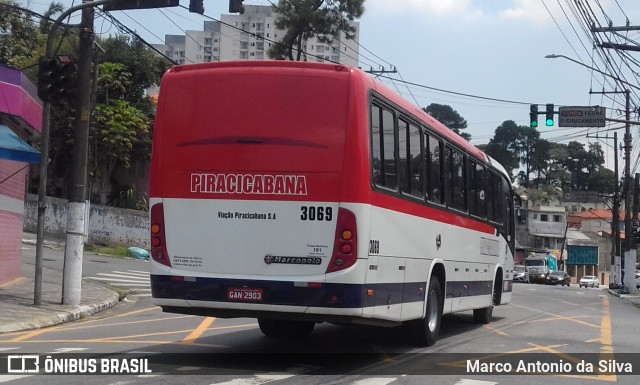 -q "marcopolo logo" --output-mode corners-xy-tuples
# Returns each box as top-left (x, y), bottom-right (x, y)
(190, 173), (308, 196)
(264, 254), (322, 265)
